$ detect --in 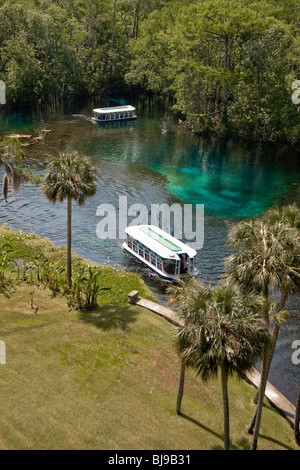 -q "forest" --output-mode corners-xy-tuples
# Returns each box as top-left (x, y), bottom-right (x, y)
(0, 0), (300, 143)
